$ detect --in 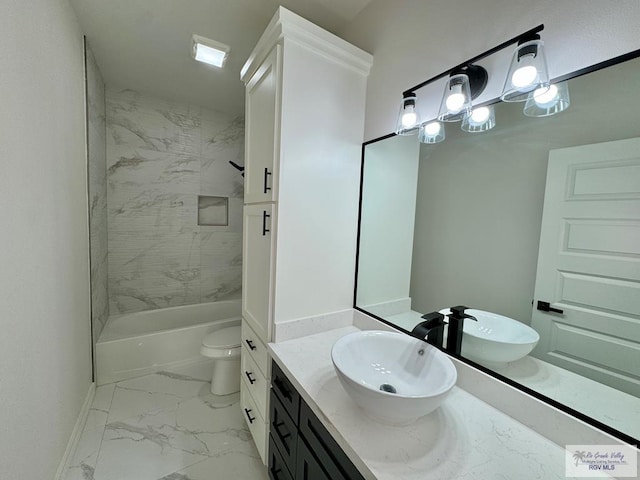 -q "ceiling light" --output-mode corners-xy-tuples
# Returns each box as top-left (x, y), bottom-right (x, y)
(192, 35), (230, 68)
(501, 35), (550, 102)
(396, 92), (421, 135)
(523, 82), (570, 117)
